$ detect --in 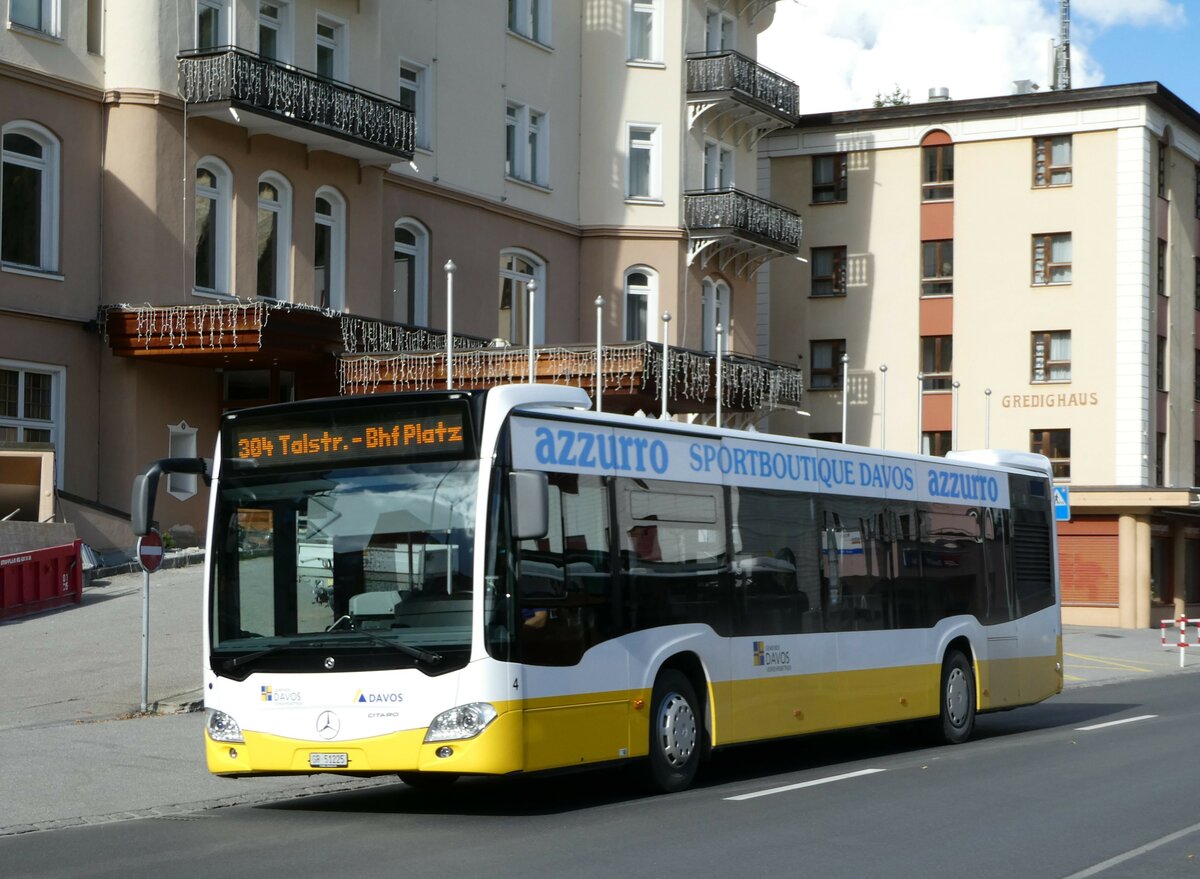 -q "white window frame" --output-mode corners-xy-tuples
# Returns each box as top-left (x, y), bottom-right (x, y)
(314, 186), (346, 312)
(193, 156), (232, 296)
(1, 120), (60, 274)
(507, 0), (551, 46)
(195, 0), (229, 50)
(703, 138), (734, 190)
(623, 266), (659, 342)
(257, 1), (292, 63)
(393, 218), (429, 326)
(8, 0), (60, 36)
(499, 248), (546, 345)
(256, 171), (292, 301)
(626, 123), (661, 201)
(505, 101), (549, 187)
(628, 0), (663, 63)
(315, 12), (346, 80)
(0, 358), (66, 486)
(701, 277), (731, 353)
(399, 58), (431, 151)
(705, 7), (735, 52)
